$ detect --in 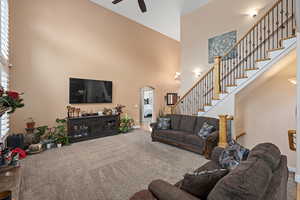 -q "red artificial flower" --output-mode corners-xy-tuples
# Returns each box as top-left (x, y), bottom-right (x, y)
(0, 86), (4, 97)
(7, 91), (20, 100)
